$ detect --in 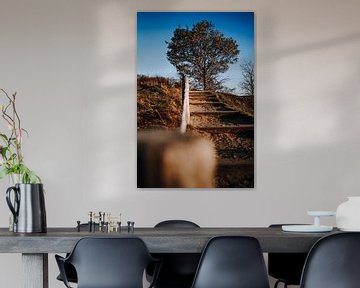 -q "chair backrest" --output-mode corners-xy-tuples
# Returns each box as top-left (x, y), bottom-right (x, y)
(155, 219), (200, 228)
(191, 236), (270, 288)
(150, 220), (201, 287)
(66, 237), (154, 288)
(300, 232), (360, 288)
(268, 224), (308, 285)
